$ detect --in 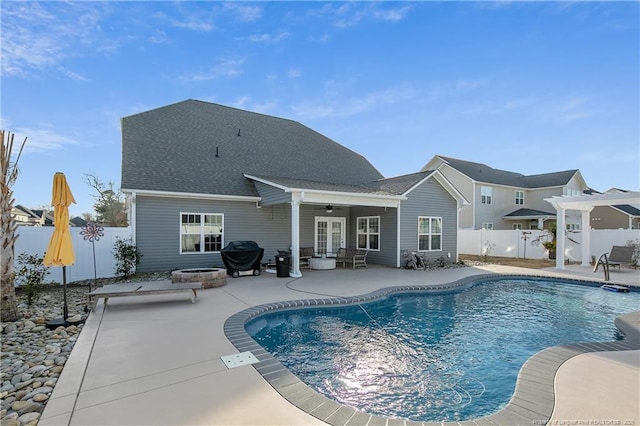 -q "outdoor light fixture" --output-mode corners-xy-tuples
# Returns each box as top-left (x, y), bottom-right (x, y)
(325, 204), (333, 213)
